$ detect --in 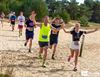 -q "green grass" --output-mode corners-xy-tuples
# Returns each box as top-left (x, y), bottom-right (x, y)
(0, 74), (11, 77)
